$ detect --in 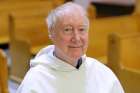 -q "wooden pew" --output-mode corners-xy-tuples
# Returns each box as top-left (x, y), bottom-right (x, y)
(9, 10), (52, 83)
(0, 49), (9, 93)
(0, 1), (57, 45)
(52, 0), (65, 7)
(0, 1), (53, 13)
(133, 0), (140, 14)
(86, 15), (139, 64)
(0, 14), (9, 45)
(108, 32), (140, 93)
(87, 3), (96, 19)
